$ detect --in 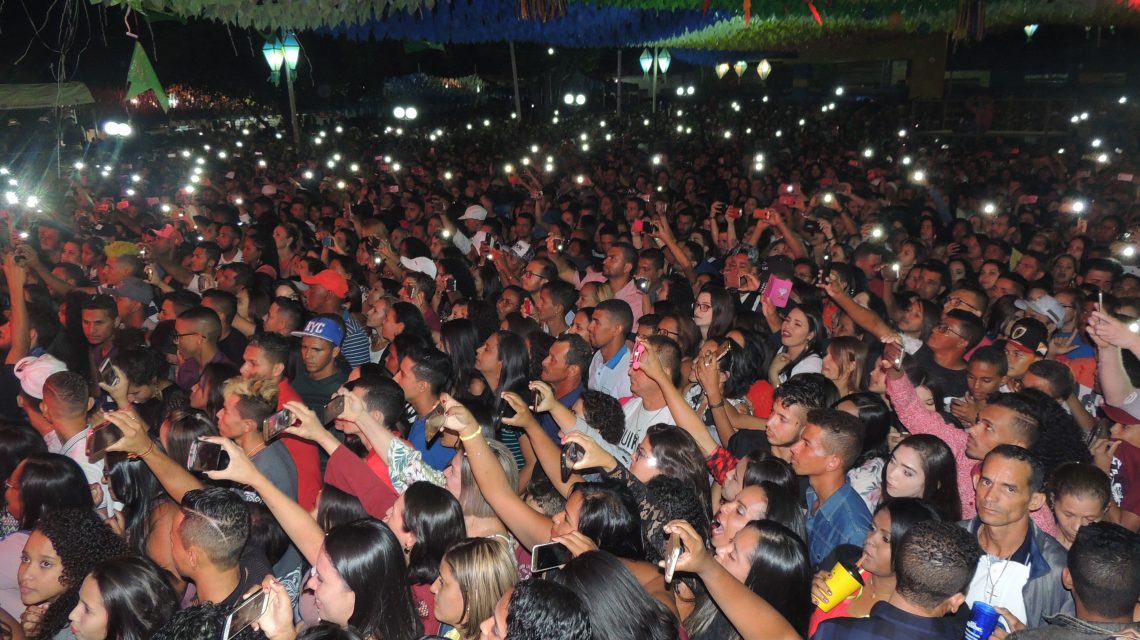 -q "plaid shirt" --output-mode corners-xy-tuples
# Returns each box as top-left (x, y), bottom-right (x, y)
(812, 601), (969, 640)
(805, 483), (872, 569)
(706, 446), (740, 486)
